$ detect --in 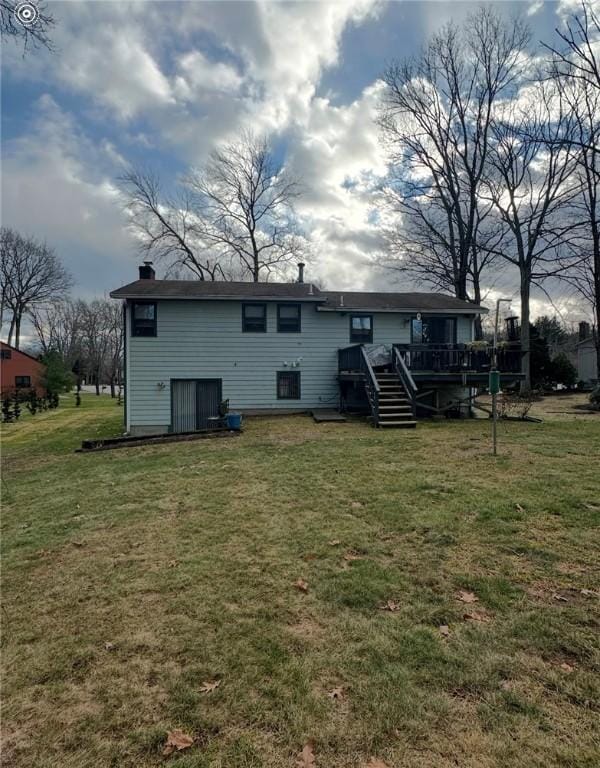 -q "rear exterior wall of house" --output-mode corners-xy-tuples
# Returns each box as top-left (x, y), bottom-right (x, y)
(125, 299), (475, 434)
